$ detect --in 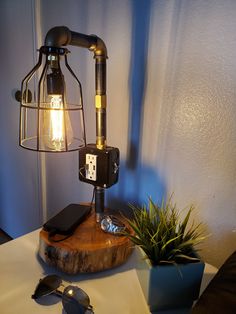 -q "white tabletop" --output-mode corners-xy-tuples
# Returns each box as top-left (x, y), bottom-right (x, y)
(0, 229), (150, 314)
(0, 229), (218, 314)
